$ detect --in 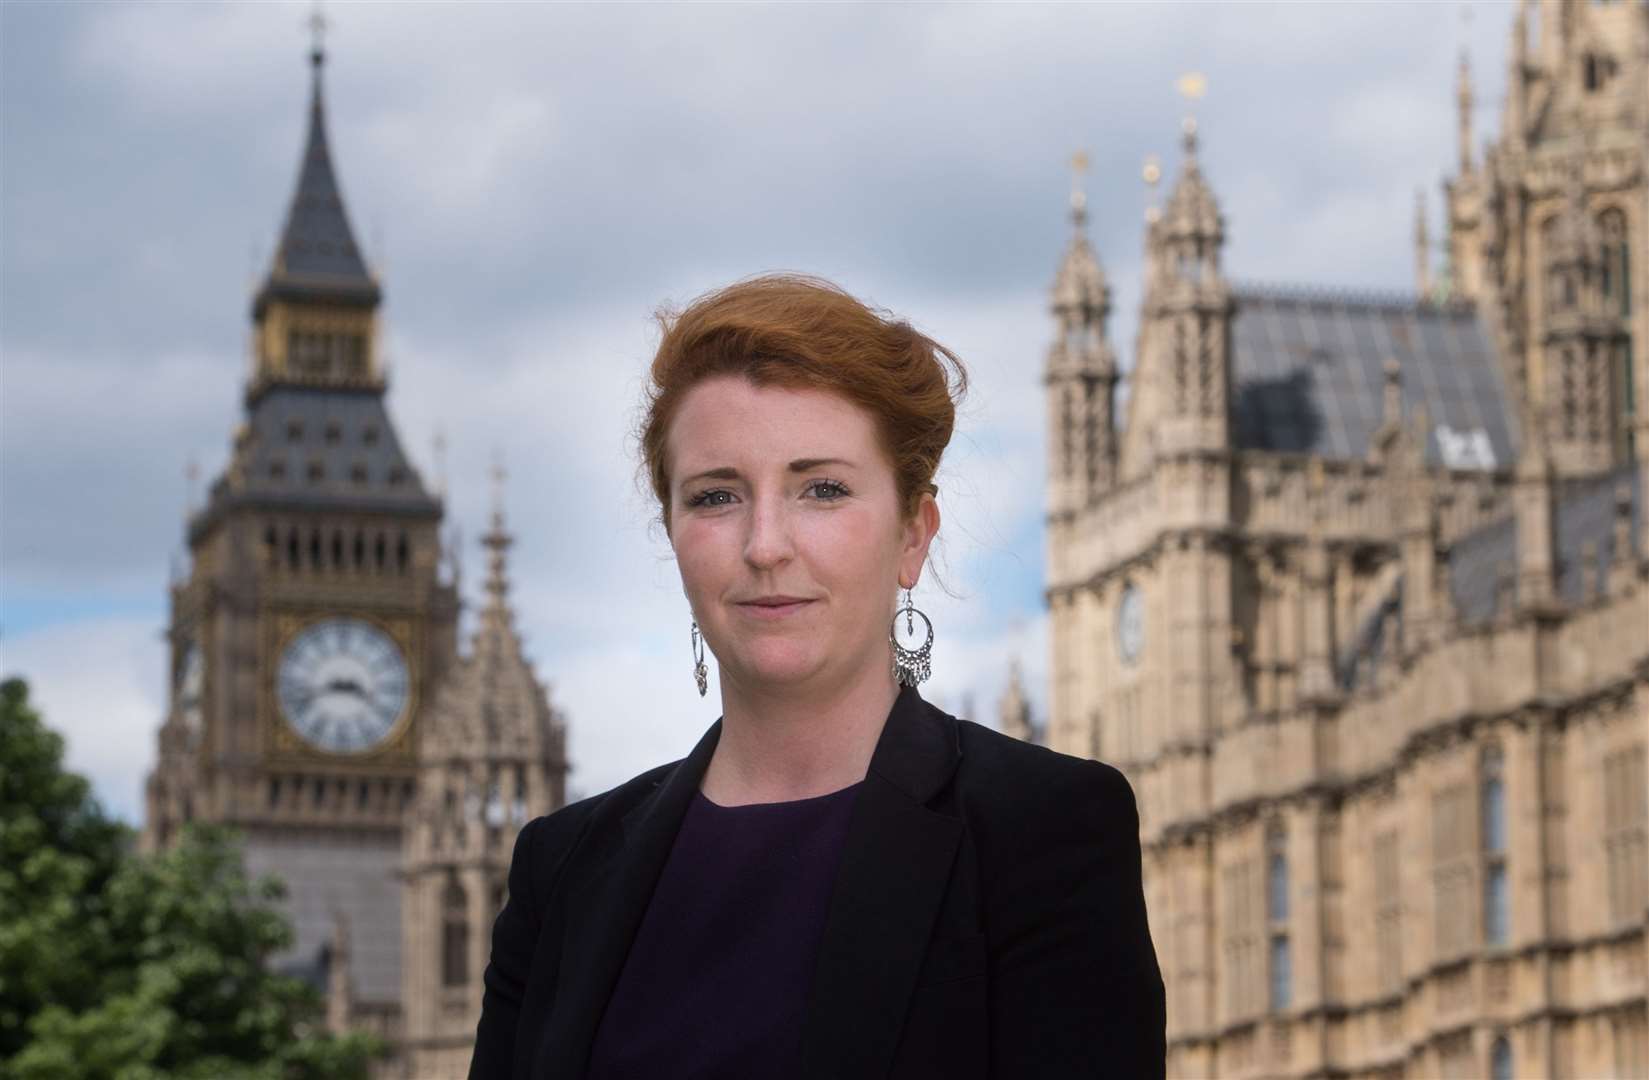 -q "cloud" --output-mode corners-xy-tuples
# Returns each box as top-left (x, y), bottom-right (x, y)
(1, 616), (166, 824)
(1, 0), (1519, 819)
